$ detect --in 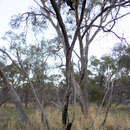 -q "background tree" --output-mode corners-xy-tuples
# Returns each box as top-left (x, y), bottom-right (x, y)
(112, 43), (130, 105)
